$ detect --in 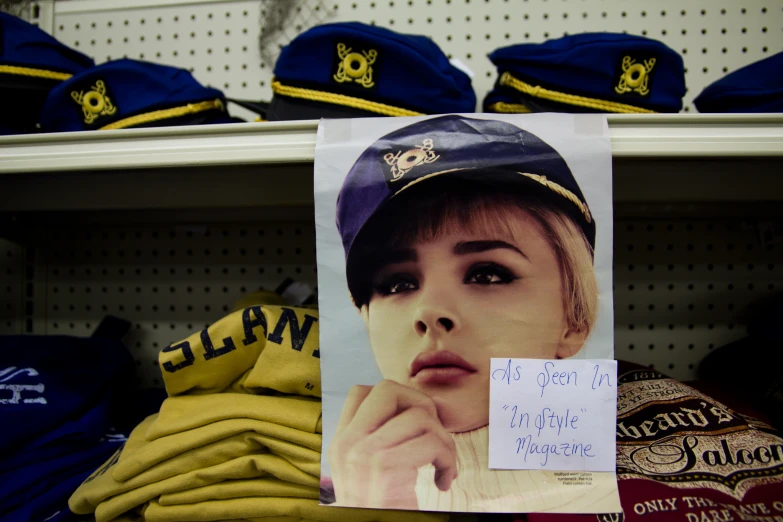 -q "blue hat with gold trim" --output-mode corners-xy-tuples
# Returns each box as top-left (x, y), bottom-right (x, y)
(336, 115), (594, 305)
(40, 58), (236, 132)
(484, 33), (686, 114)
(694, 52), (783, 113)
(0, 13), (94, 134)
(268, 22), (476, 120)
